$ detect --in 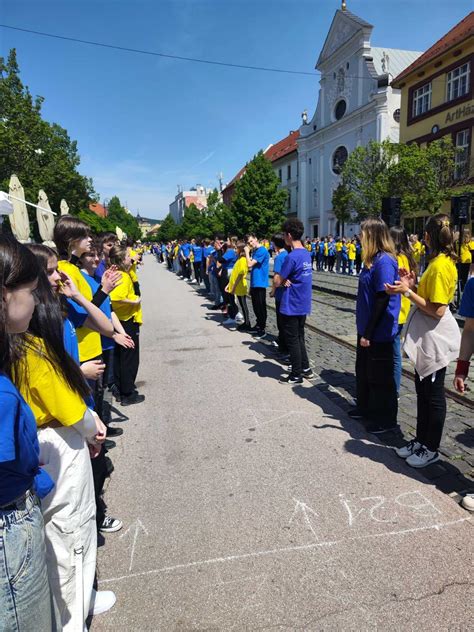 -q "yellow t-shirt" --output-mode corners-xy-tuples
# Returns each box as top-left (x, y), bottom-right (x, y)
(412, 241), (422, 263)
(324, 243), (328, 256)
(336, 241), (342, 252)
(417, 254), (457, 305)
(109, 271), (143, 324)
(348, 243), (356, 260)
(228, 257), (248, 296)
(460, 243), (472, 264)
(397, 254), (411, 325)
(18, 337), (87, 427)
(57, 260), (102, 362)
(128, 248), (139, 283)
